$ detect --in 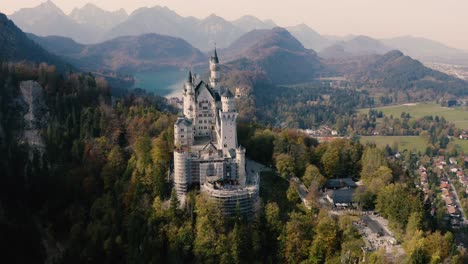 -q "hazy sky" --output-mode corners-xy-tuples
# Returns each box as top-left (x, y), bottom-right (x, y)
(2, 0), (468, 51)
